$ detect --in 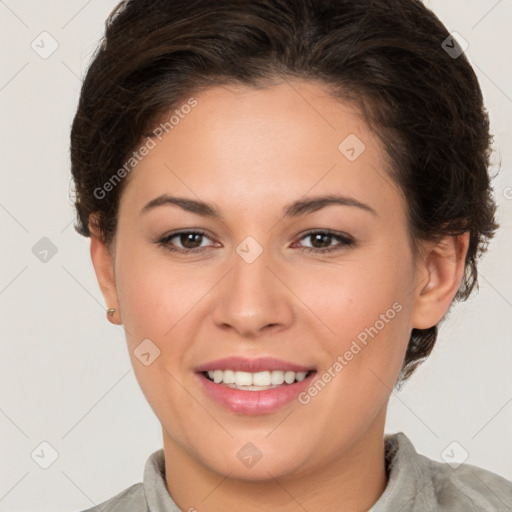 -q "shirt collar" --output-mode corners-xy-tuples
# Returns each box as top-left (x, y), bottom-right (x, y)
(370, 432), (436, 511)
(142, 432), (429, 511)
(143, 448), (181, 512)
